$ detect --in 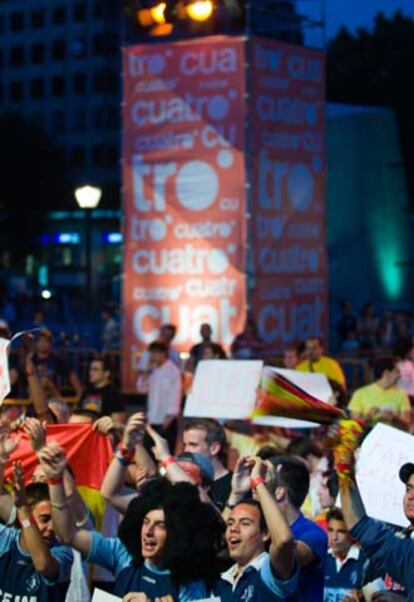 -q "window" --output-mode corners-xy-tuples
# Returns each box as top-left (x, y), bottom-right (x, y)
(93, 1), (104, 18)
(10, 12), (24, 31)
(92, 144), (106, 167)
(10, 81), (23, 102)
(93, 33), (118, 57)
(30, 78), (44, 99)
(73, 3), (87, 21)
(31, 9), (45, 29)
(72, 146), (85, 167)
(31, 43), (44, 64)
(10, 46), (24, 67)
(73, 72), (86, 94)
(93, 70), (119, 94)
(52, 40), (66, 60)
(52, 76), (65, 97)
(71, 109), (86, 131)
(52, 110), (65, 133)
(52, 5), (67, 25)
(107, 145), (119, 165)
(70, 37), (86, 58)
